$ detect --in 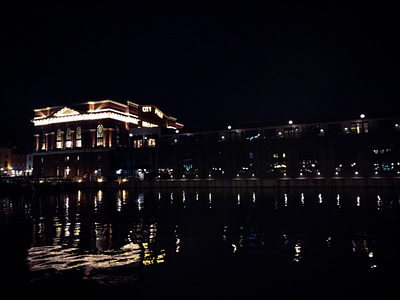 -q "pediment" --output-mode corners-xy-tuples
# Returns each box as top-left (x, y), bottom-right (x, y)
(54, 106), (81, 117)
